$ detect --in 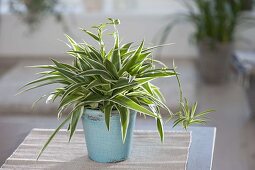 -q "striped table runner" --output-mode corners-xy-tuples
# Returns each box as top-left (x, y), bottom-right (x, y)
(1, 129), (191, 170)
